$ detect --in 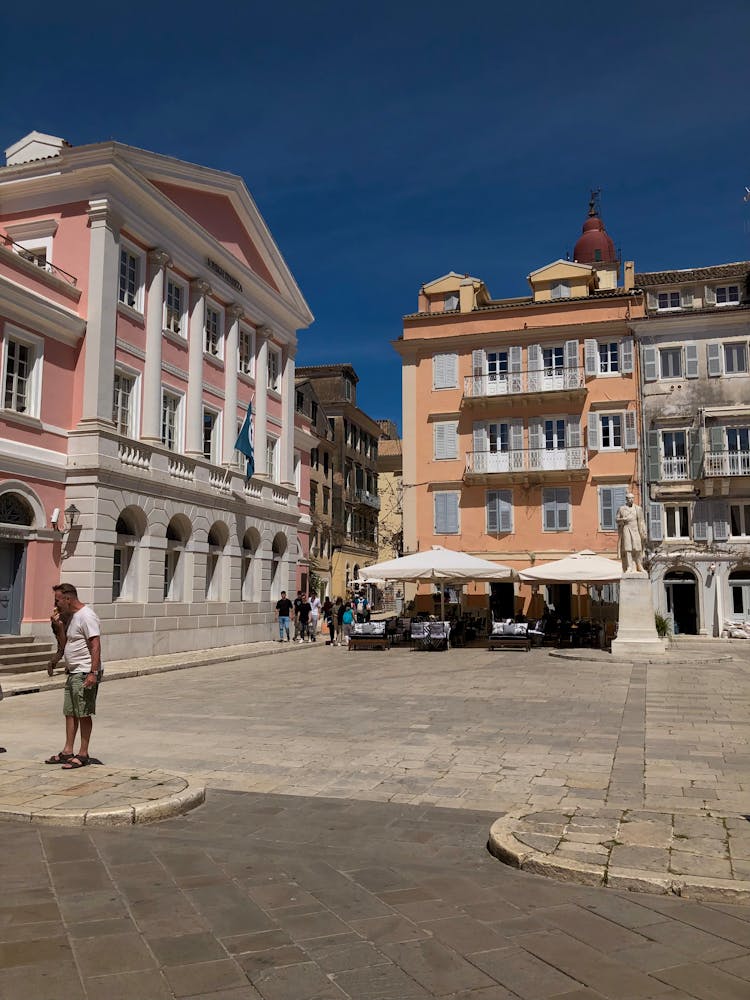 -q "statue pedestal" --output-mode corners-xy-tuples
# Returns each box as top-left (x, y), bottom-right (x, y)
(611, 573), (666, 657)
